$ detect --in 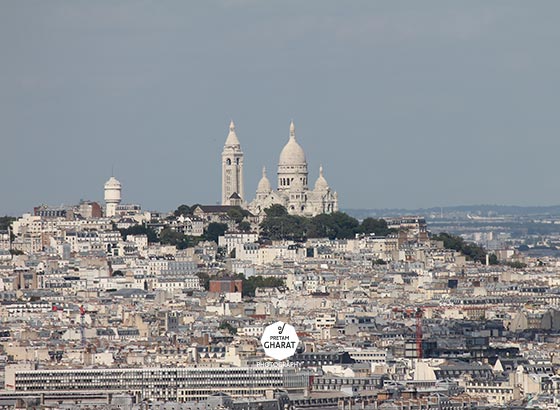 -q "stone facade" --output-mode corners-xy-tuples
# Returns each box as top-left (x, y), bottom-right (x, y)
(221, 120), (338, 217)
